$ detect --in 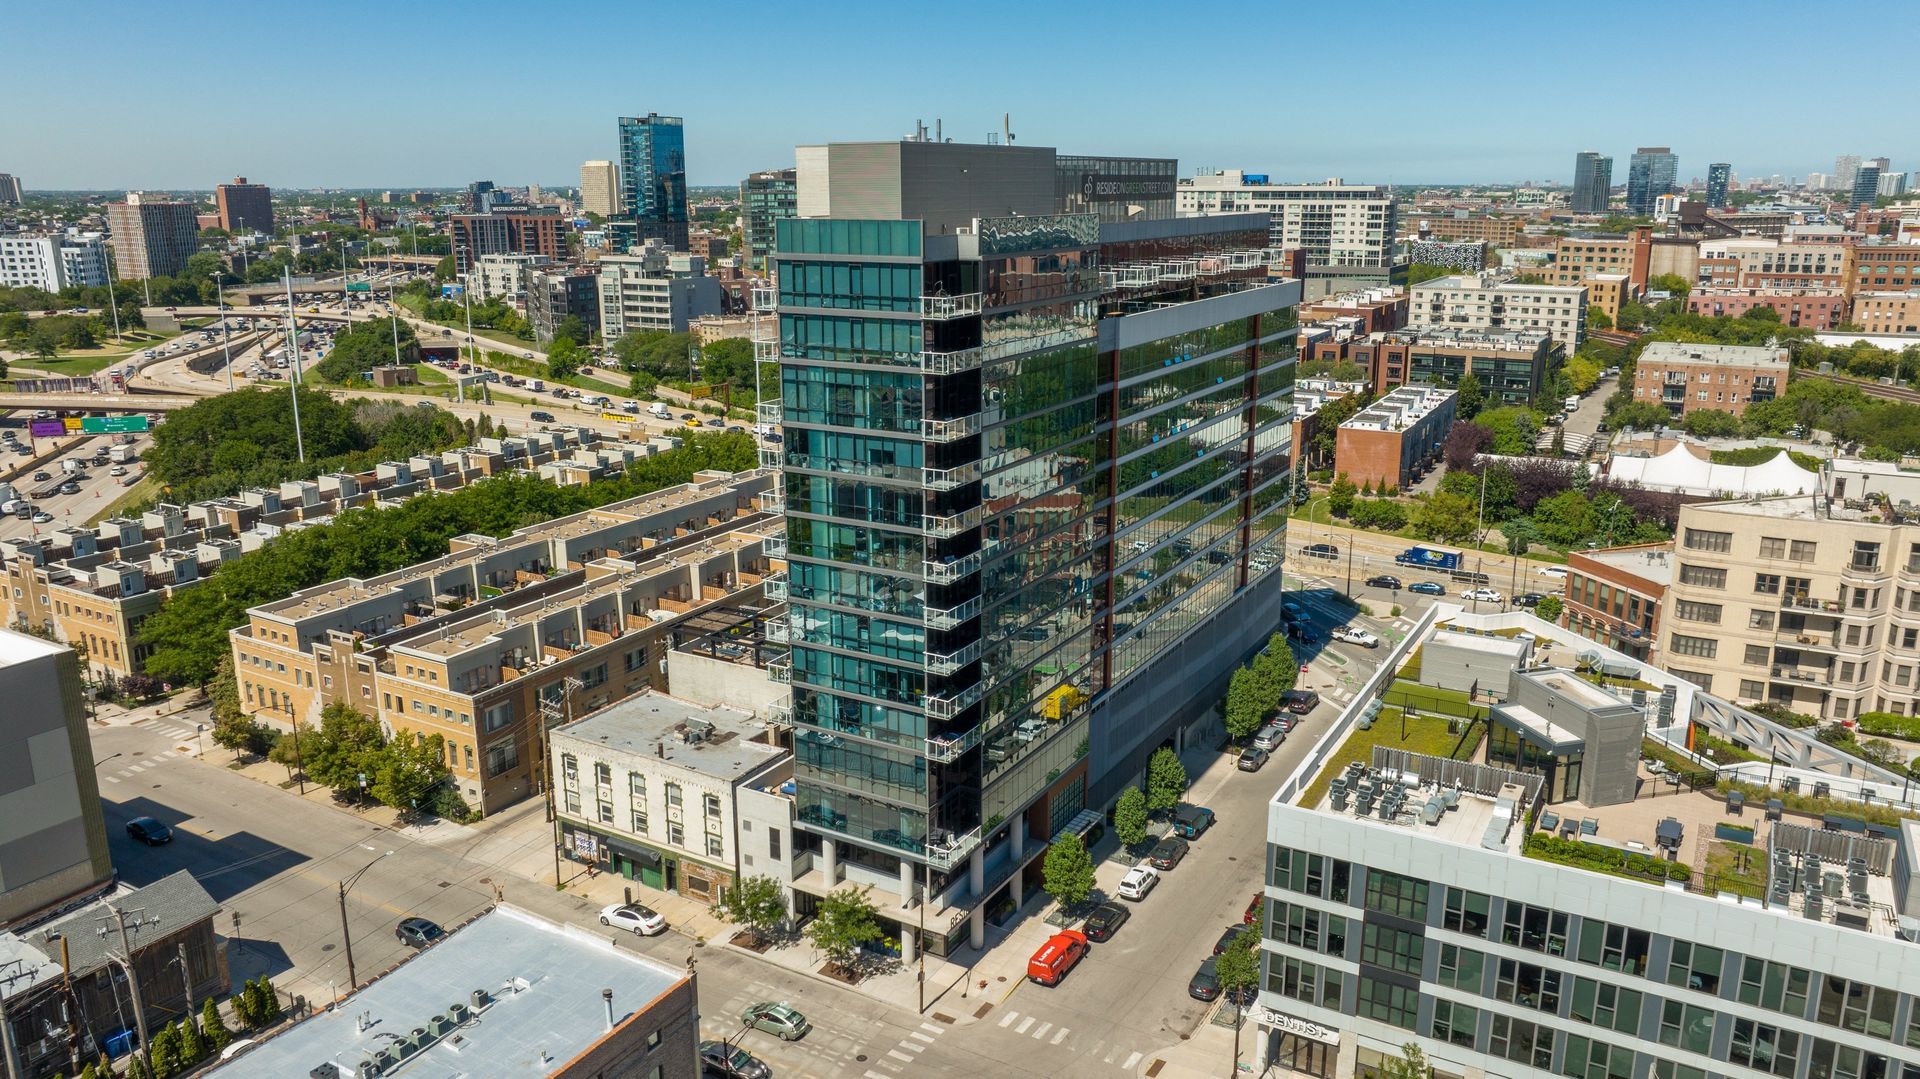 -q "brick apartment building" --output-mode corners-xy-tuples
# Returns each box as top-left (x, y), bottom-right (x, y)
(1408, 213), (1524, 247)
(1334, 385), (1458, 490)
(1696, 238), (1847, 291)
(1852, 289), (1920, 334)
(1298, 287), (1407, 335)
(450, 209), (565, 275)
(1546, 228), (1652, 291)
(1560, 544), (1670, 664)
(1853, 243), (1920, 293)
(1631, 341), (1790, 417)
(1351, 326), (1553, 406)
(1688, 287), (1849, 329)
